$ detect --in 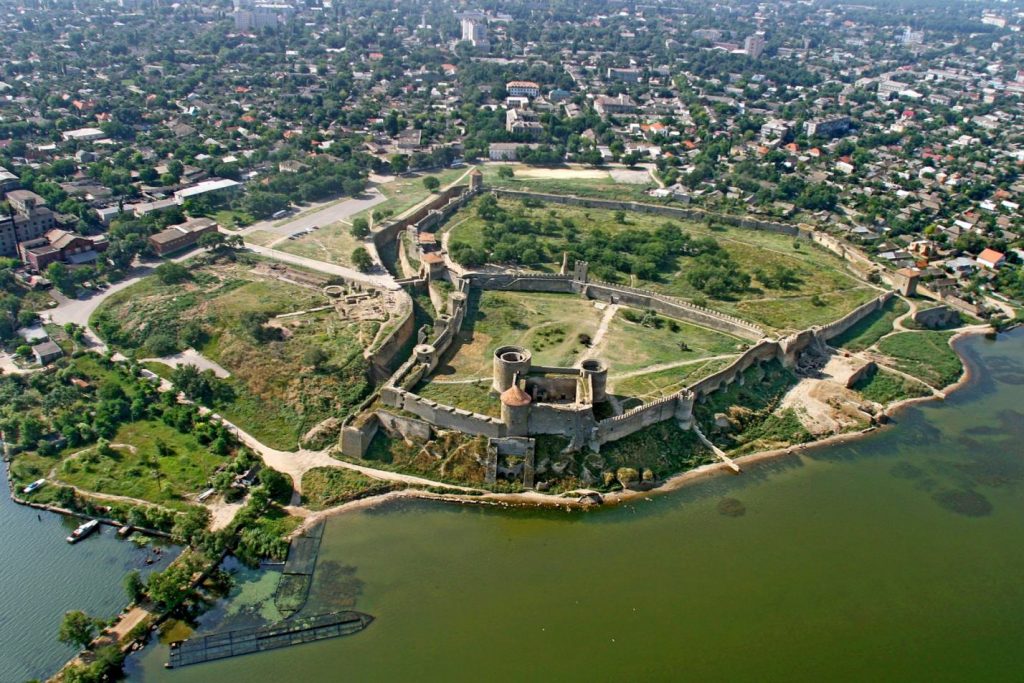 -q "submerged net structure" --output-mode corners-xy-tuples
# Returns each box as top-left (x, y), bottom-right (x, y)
(274, 522), (324, 616)
(167, 611), (374, 668)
